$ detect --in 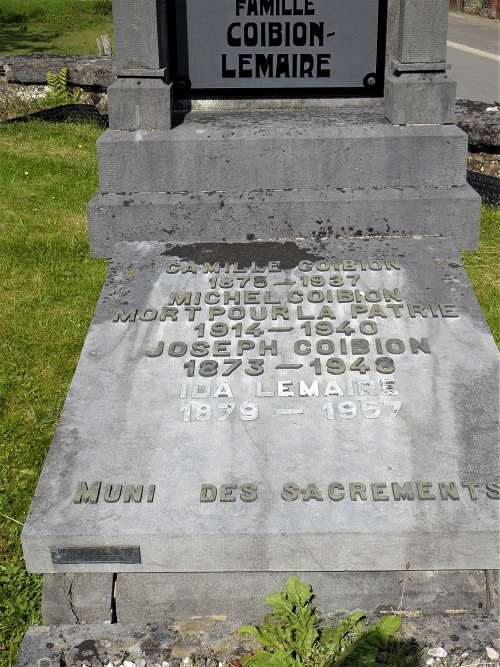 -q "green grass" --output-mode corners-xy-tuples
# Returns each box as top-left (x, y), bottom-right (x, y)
(0, 119), (498, 666)
(462, 205), (500, 345)
(0, 0), (113, 55)
(0, 120), (107, 666)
